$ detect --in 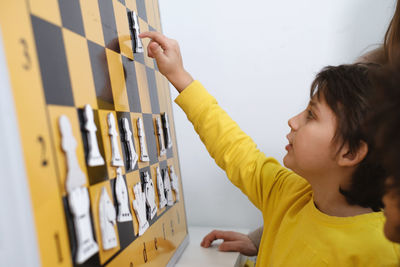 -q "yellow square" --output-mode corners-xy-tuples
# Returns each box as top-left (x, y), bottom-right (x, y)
(144, 0), (155, 29)
(105, 49), (130, 112)
(29, 0), (62, 26)
(113, 0), (134, 60)
(98, 110), (126, 179)
(63, 28), (98, 109)
(80, 0), (105, 46)
(155, 71), (168, 113)
(125, 0), (137, 13)
(47, 105), (89, 196)
(138, 17), (154, 69)
(134, 62), (152, 113)
(88, 180), (121, 264)
(125, 170), (141, 236)
(151, 0), (162, 31)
